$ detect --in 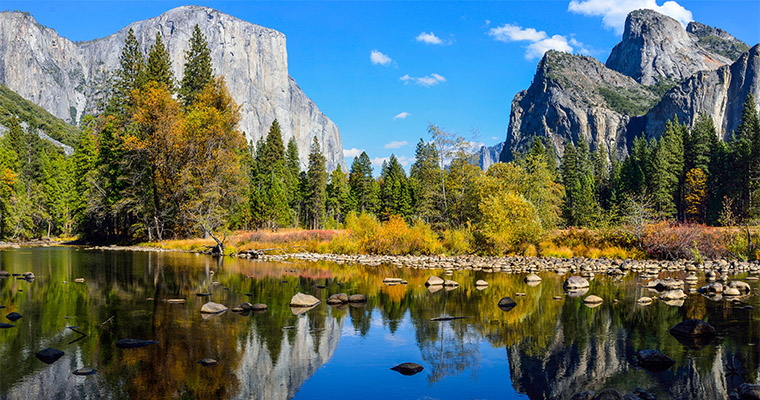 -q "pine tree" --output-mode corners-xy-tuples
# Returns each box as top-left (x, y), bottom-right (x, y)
(285, 137), (301, 224)
(650, 117), (685, 219)
(326, 165), (350, 223)
(180, 25), (213, 107)
(306, 137), (327, 229)
(71, 116), (98, 228)
(409, 138), (440, 222)
(110, 28), (145, 115)
(349, 151), (374, 213)
(145, 32), (175, 92)
(379, 154), (411, 219)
